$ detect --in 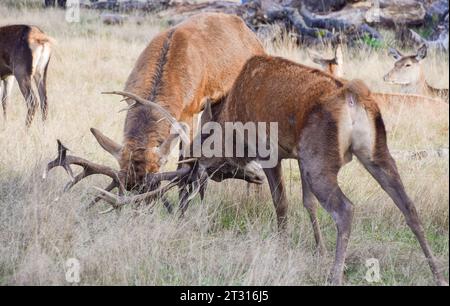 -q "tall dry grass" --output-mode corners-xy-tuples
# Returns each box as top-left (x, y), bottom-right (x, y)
(0, 6), (448, 285)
